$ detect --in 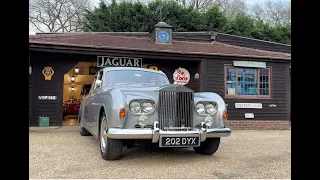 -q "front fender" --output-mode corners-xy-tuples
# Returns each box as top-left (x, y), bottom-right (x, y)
(101, 88), (127, 128)
(194, 92), (227, 128)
